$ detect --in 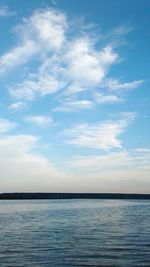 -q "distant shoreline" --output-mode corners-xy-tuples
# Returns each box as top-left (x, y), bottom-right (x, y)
(0, 193), (150, 200)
